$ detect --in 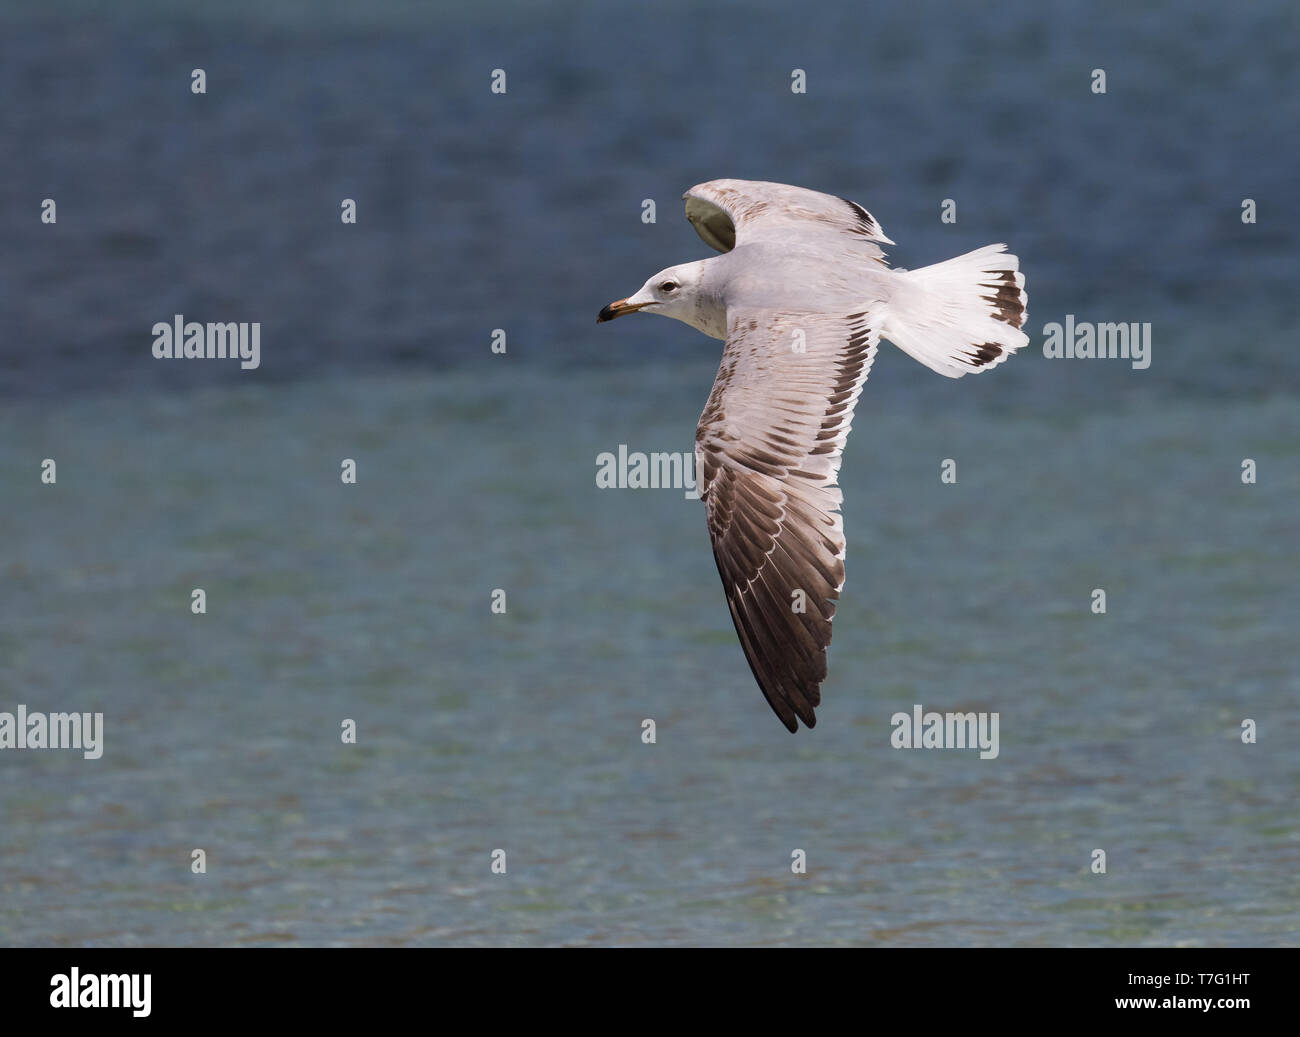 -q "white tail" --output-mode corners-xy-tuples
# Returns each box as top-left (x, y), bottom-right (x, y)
(881, 244), (1028, 378)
